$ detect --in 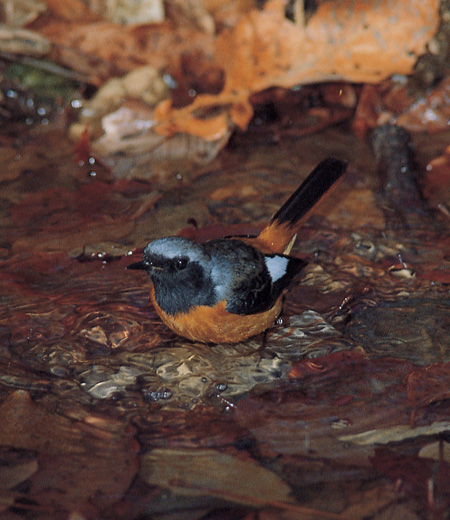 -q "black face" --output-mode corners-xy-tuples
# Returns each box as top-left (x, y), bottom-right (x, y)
(128, 252), (218, 315)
